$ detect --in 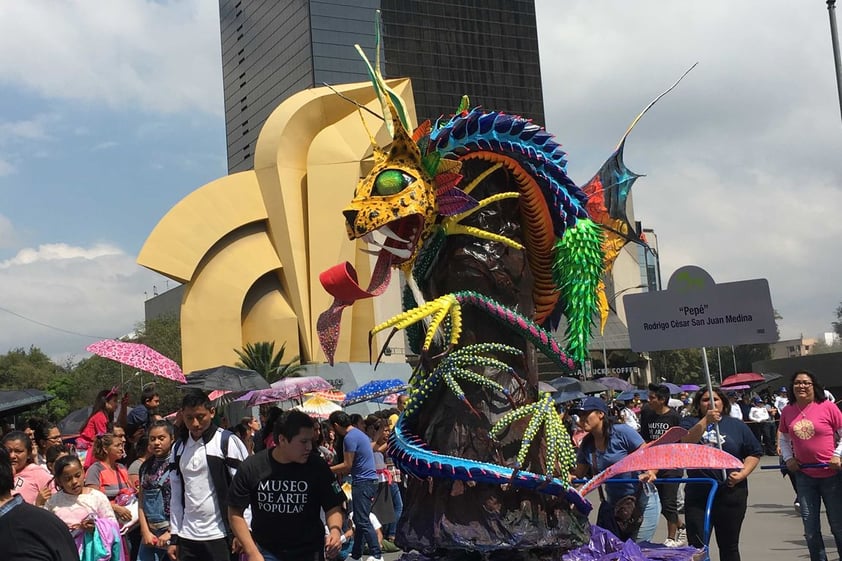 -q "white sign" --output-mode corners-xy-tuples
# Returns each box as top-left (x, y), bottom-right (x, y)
(623, 266), (777, 352)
